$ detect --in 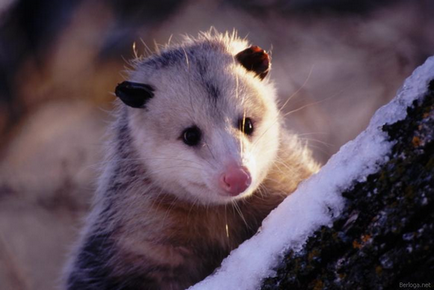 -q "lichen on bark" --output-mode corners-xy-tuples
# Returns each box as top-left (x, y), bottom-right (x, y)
(261, 80), (434, 289)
